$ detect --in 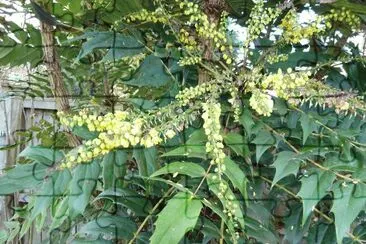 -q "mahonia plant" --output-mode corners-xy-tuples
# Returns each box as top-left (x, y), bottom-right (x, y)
(53, 0), (366, 243)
